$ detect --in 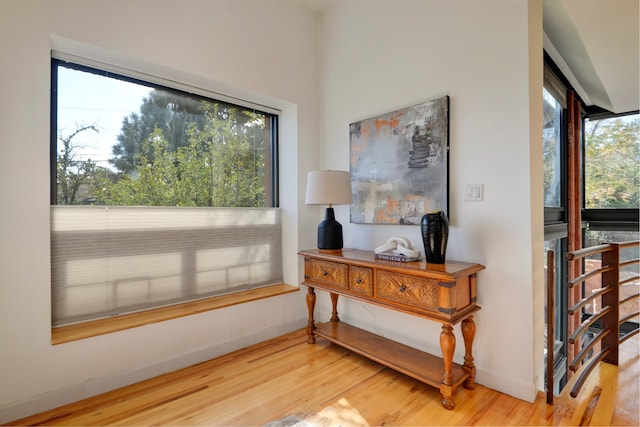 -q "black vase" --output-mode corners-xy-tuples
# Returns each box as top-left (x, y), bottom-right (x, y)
(421, 210), (449, 264)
